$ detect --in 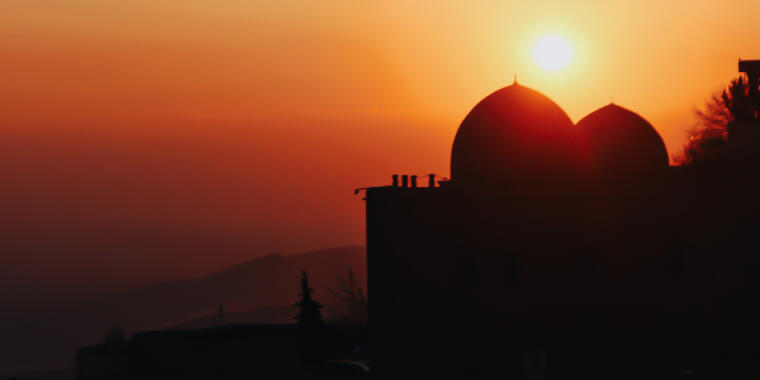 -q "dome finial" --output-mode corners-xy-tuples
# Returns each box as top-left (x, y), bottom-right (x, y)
(513, 73), (518, 85)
